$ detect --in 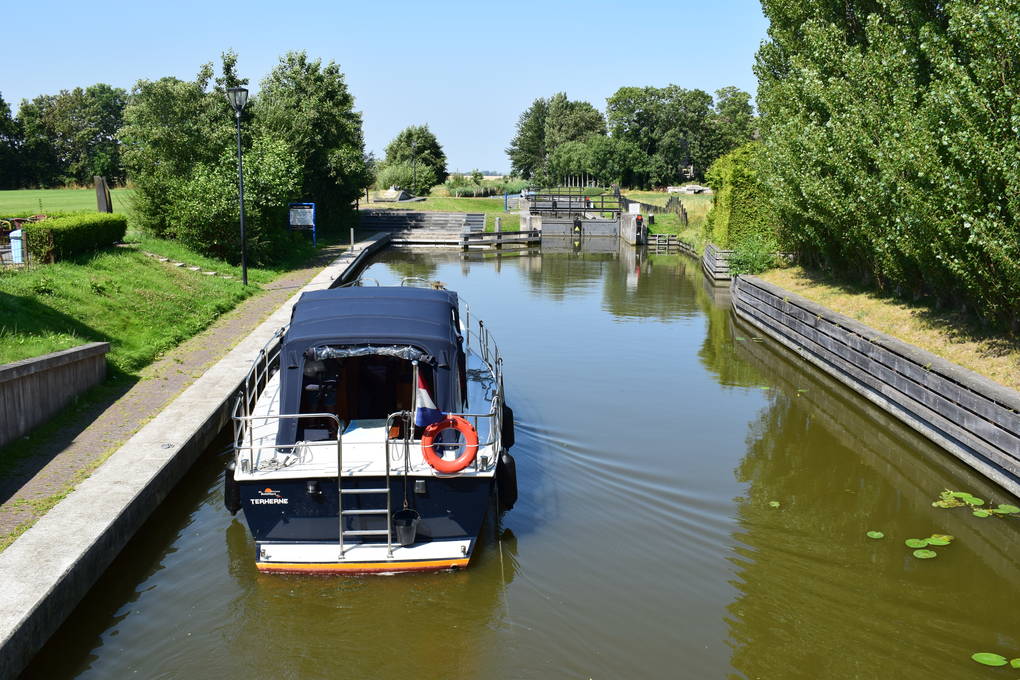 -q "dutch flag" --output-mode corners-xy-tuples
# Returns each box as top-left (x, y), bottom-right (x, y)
(415, 373), (444, 427)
